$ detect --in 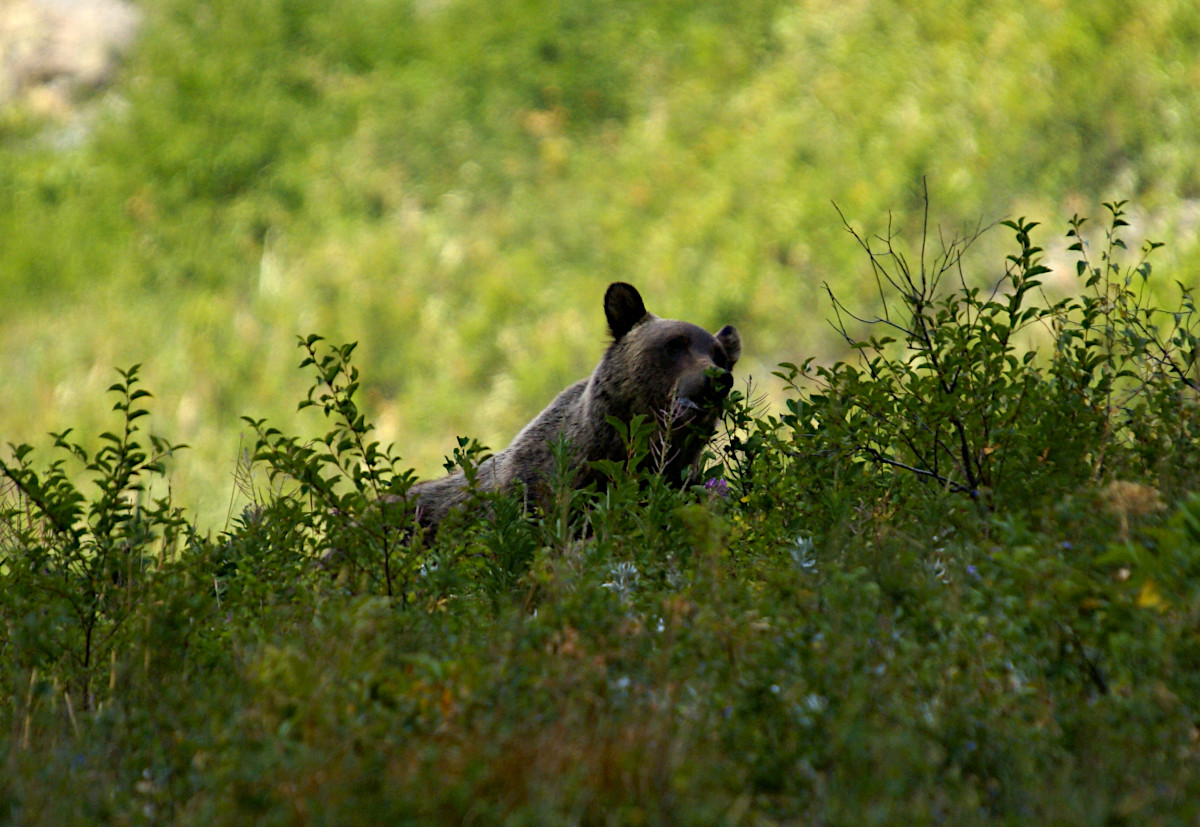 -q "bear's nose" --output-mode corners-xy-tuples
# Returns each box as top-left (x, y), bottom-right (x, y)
(709, 369), (733, 399)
